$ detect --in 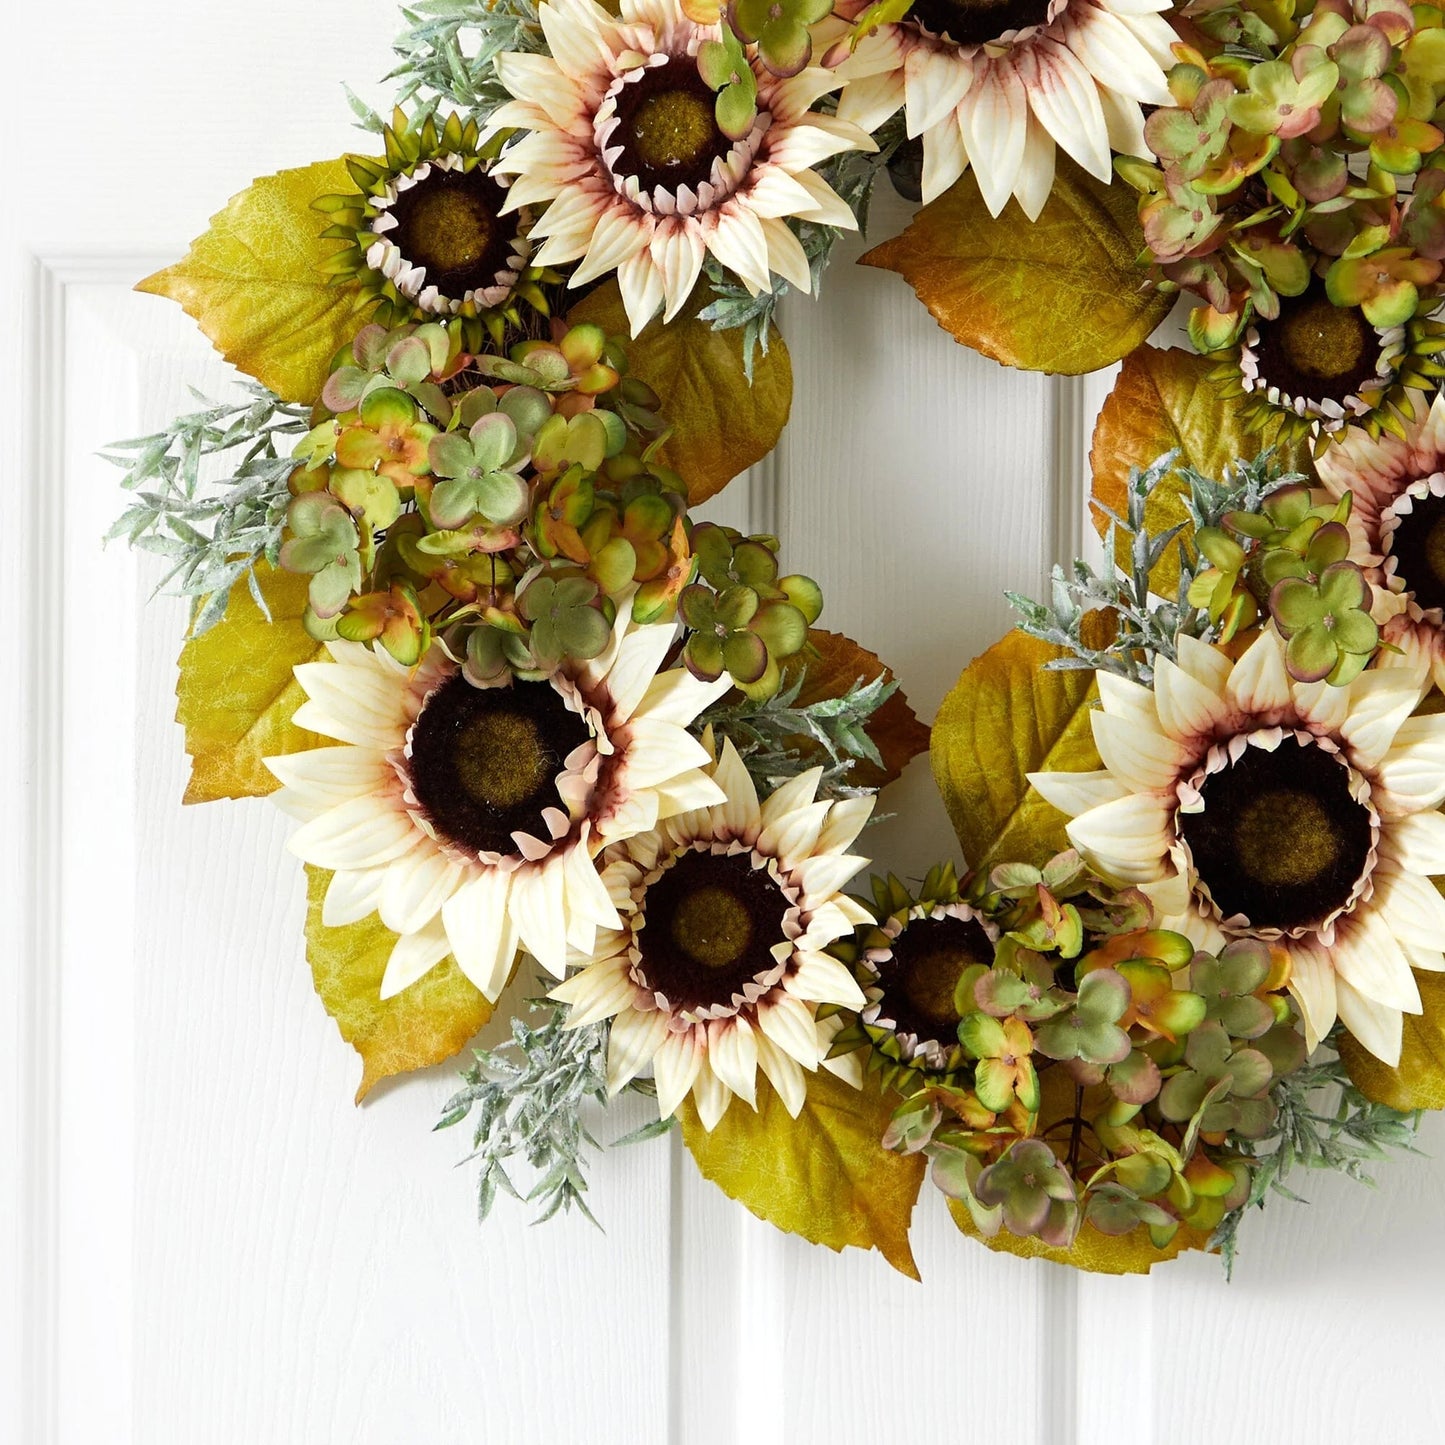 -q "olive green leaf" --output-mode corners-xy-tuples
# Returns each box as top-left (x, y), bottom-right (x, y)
(1341, 970), (1445, 1110)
